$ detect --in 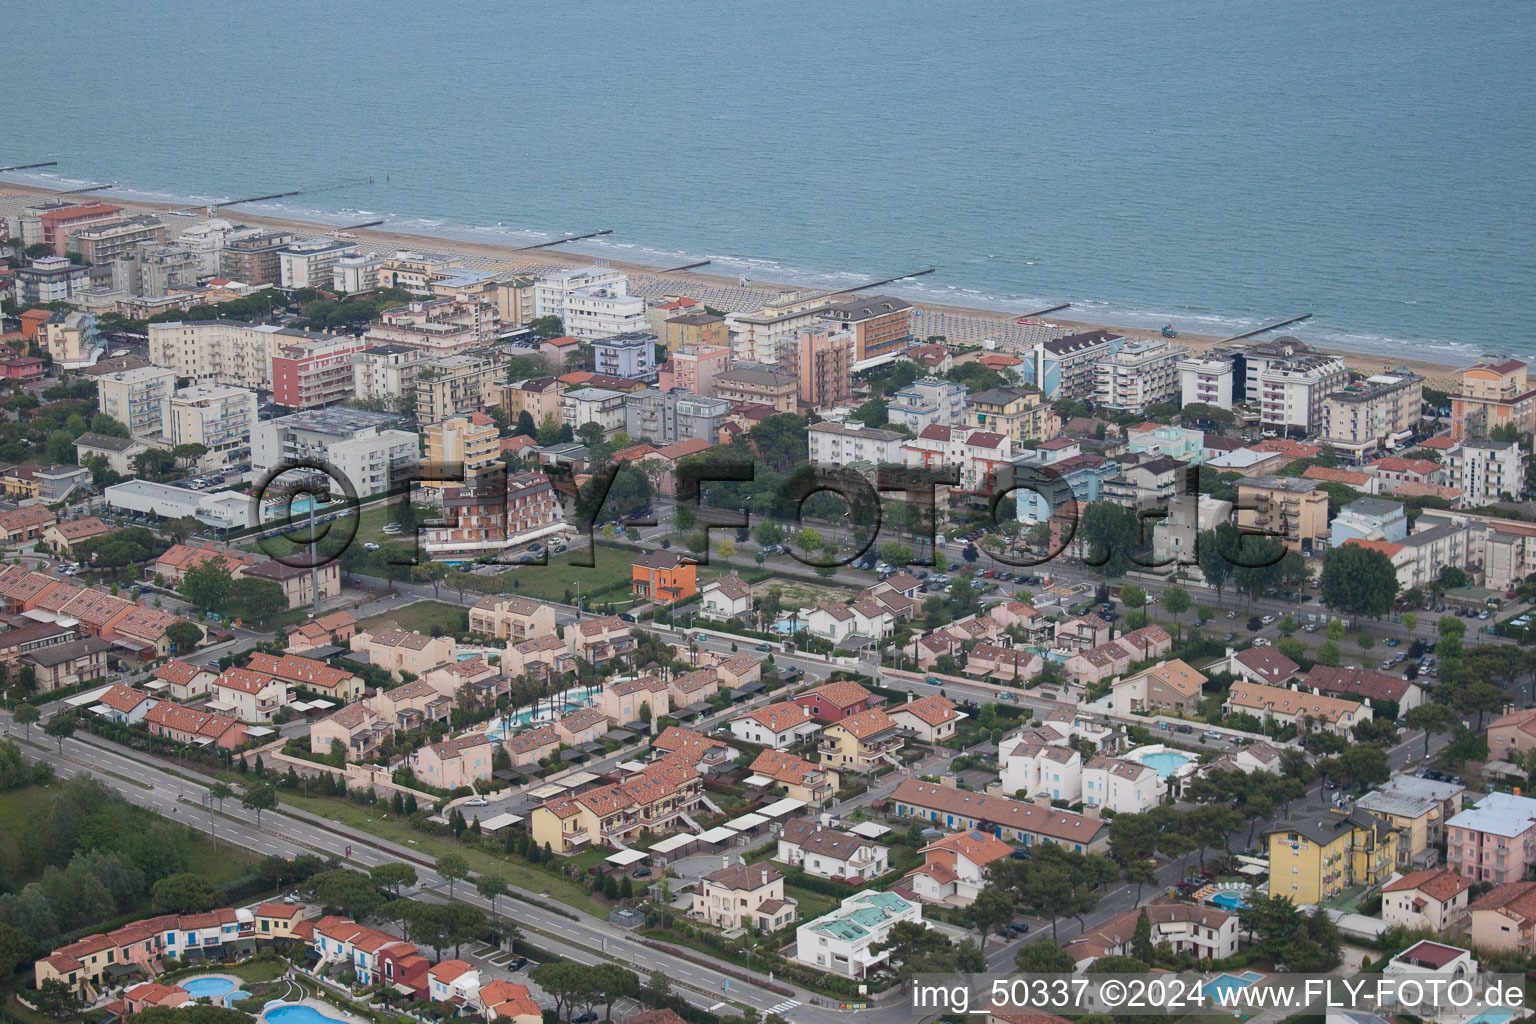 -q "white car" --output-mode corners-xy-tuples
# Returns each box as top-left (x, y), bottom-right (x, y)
(1260, 614), (1276, 625)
